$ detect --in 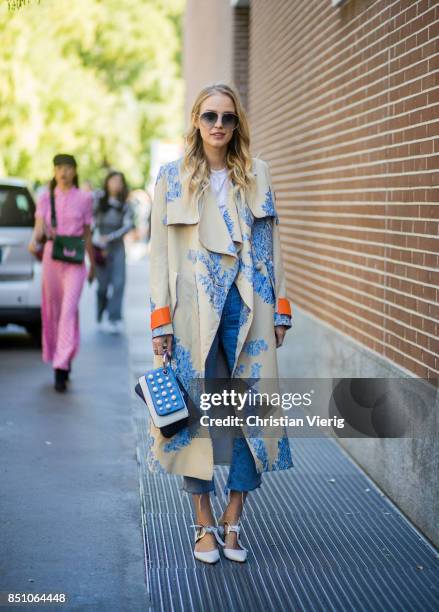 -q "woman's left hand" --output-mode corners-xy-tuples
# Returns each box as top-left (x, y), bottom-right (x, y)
(274, 325), (288, 348)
